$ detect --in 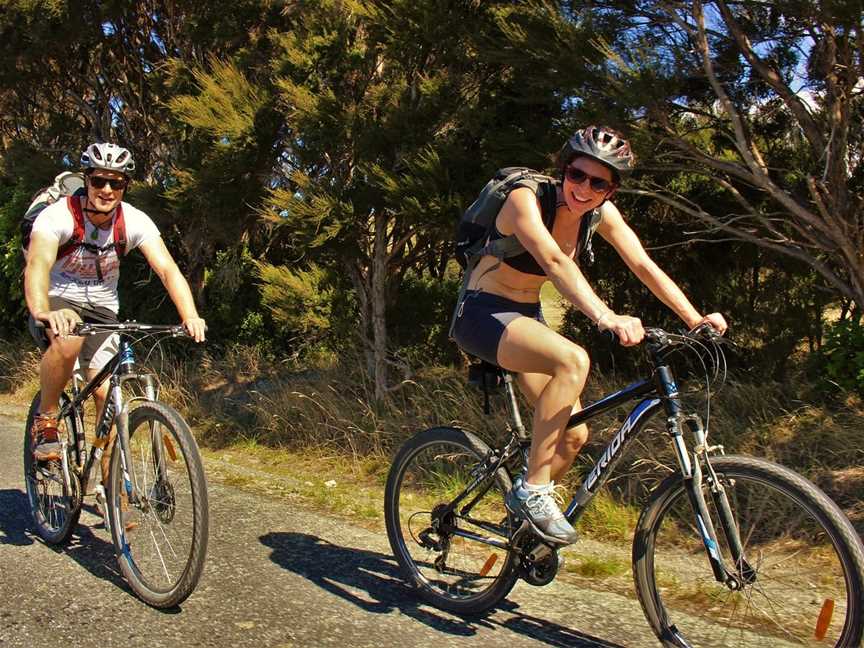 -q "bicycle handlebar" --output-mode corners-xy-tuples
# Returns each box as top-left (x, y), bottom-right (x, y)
(31, 319), (191, 338)
(74, 322), (191, 337)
